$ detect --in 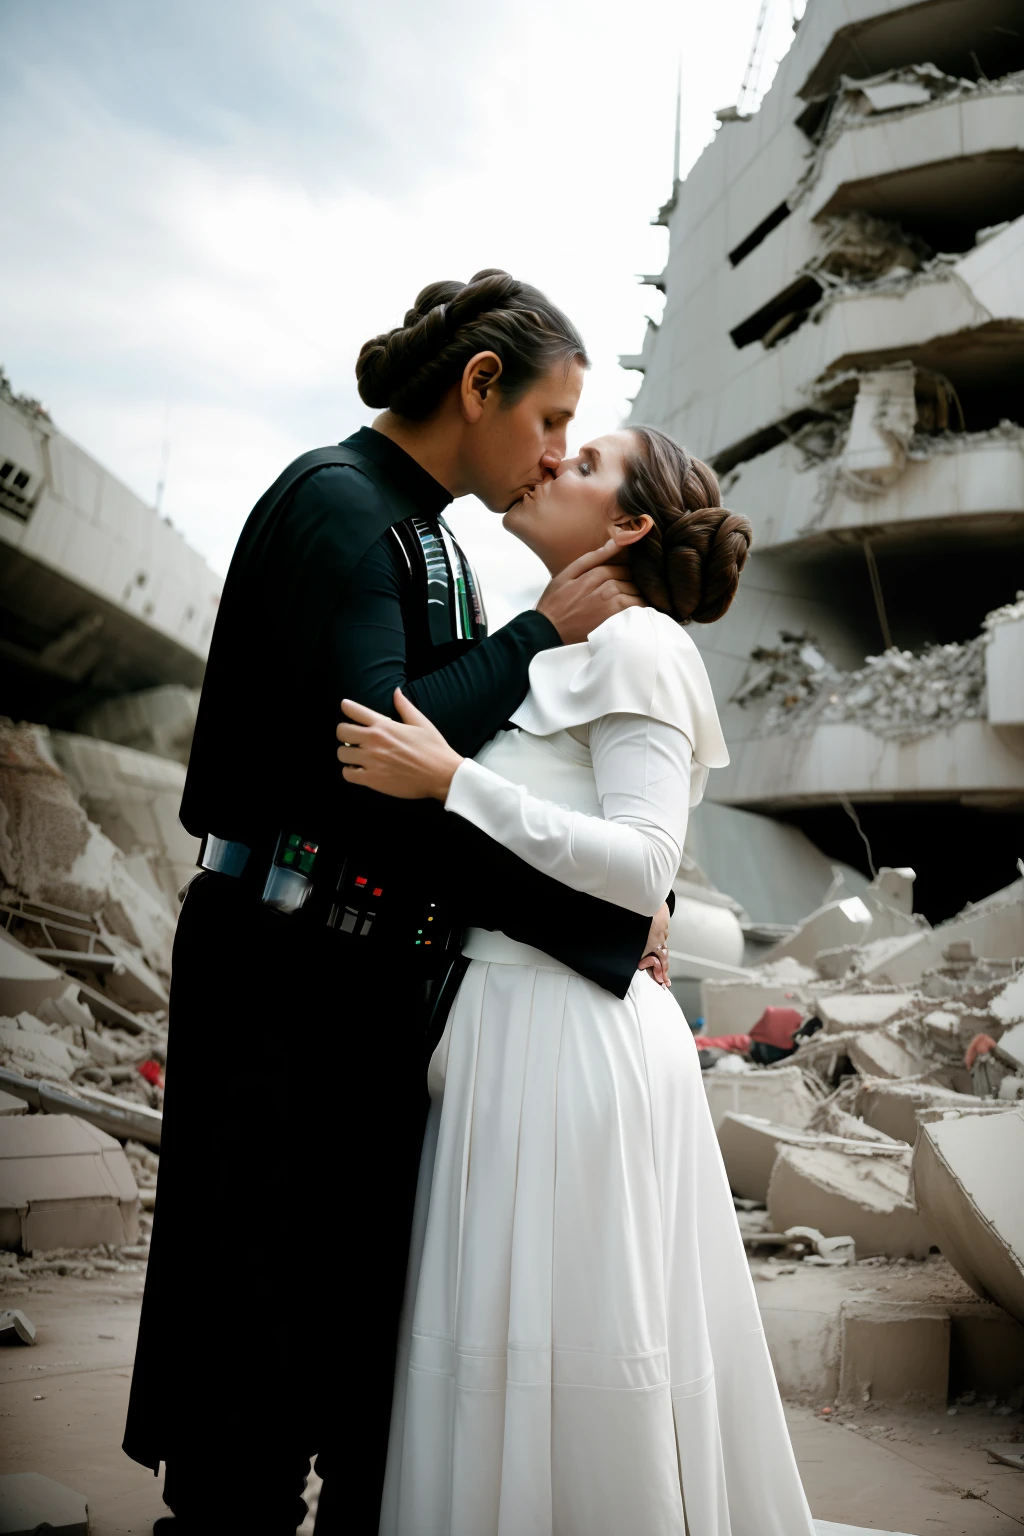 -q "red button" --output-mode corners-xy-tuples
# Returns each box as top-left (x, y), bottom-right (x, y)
(372, 887), (383, 897)
(355, 876), (367, 886)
